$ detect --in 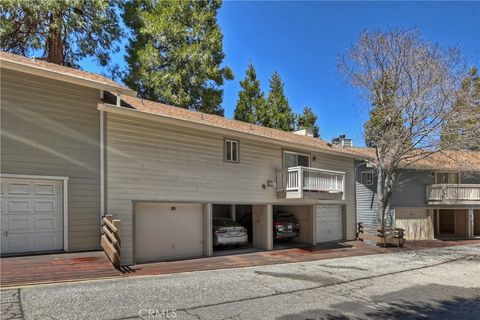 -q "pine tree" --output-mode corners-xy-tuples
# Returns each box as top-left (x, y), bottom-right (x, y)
(258, 72), (295, 131)
(0, 1), (121, 67)
(441, 67), (480, 150)
(234, 63), (265, 124)
(296, 106), (320, 137)
(364, 73), (407, 148)
(123, 0), (233, 116)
